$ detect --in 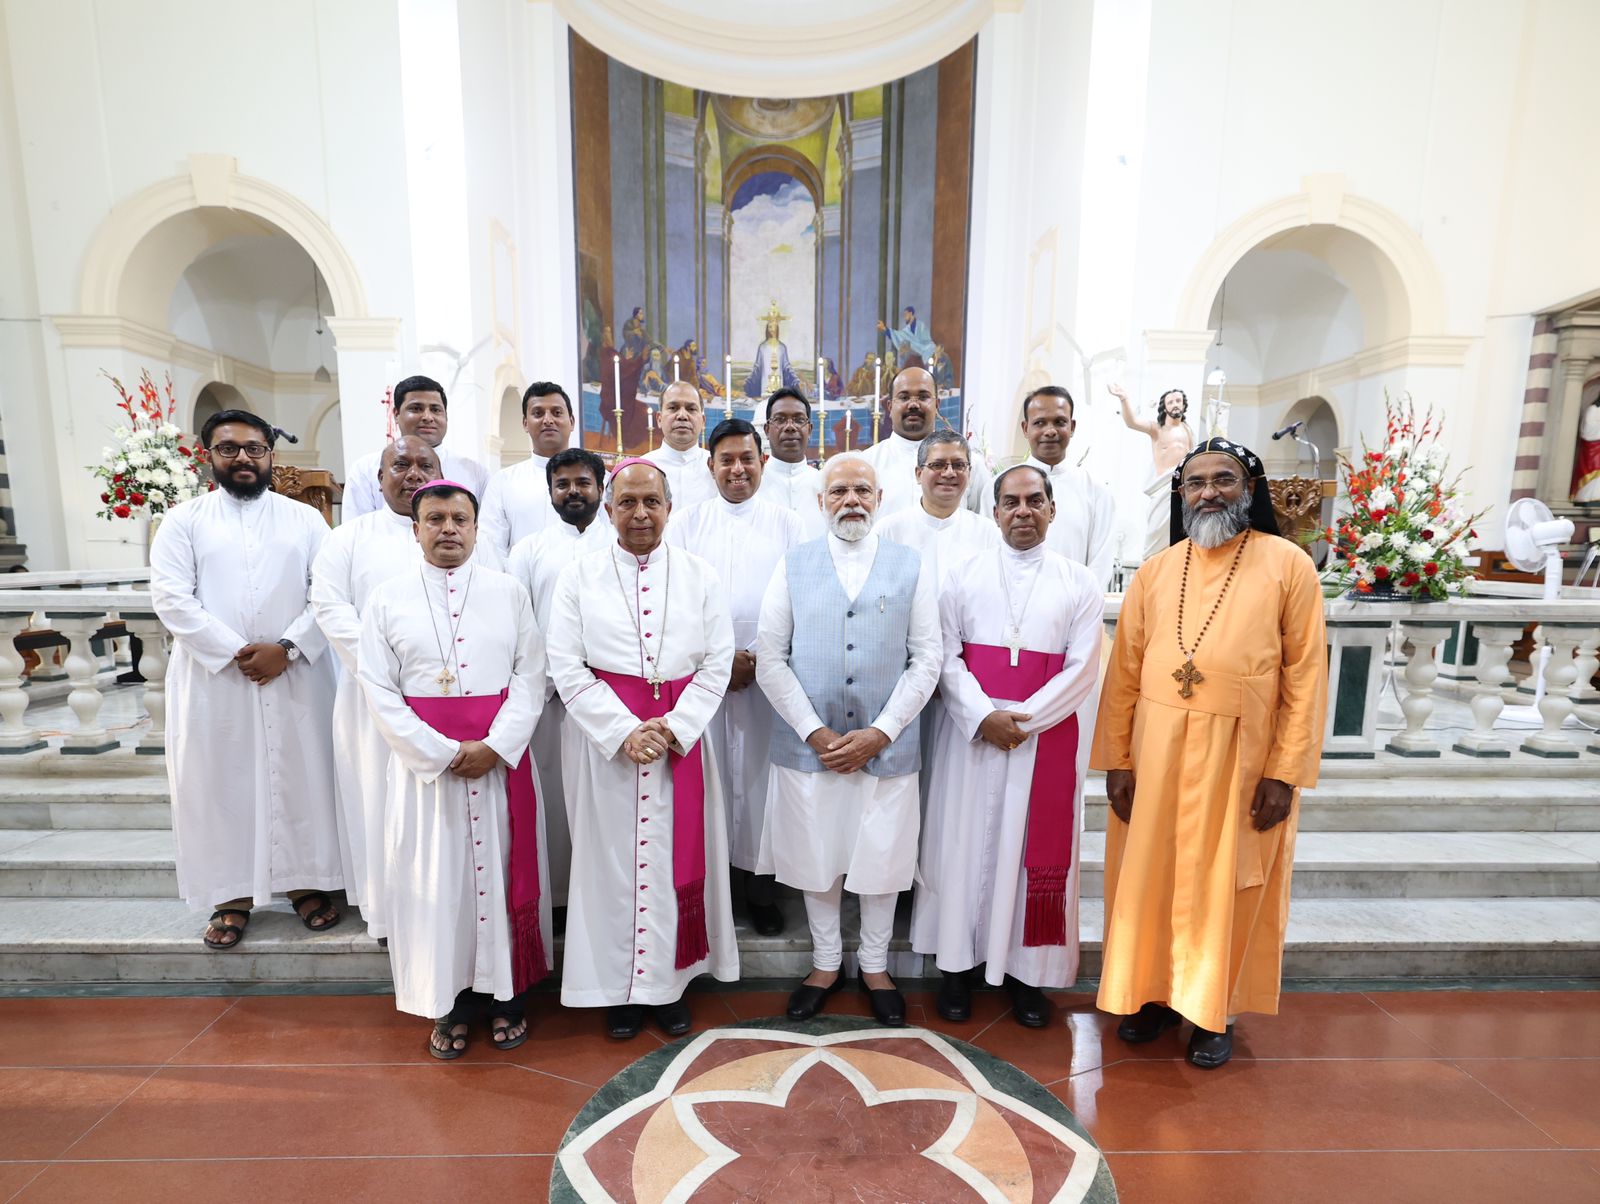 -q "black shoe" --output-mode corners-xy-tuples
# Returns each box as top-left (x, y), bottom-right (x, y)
(860, 976), (906, 1027)
(1005, 977), (1051, 1029)
(749, 901), (785, 937)
(605, 1004), (645, 1040)
(936, 970), (972, 1022)
(787, 972), (847, 1020)
(1116, 1002), (1181, 1044)
(1187, 1024), (1234, 1069)
(654, 999), (693, 1037)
